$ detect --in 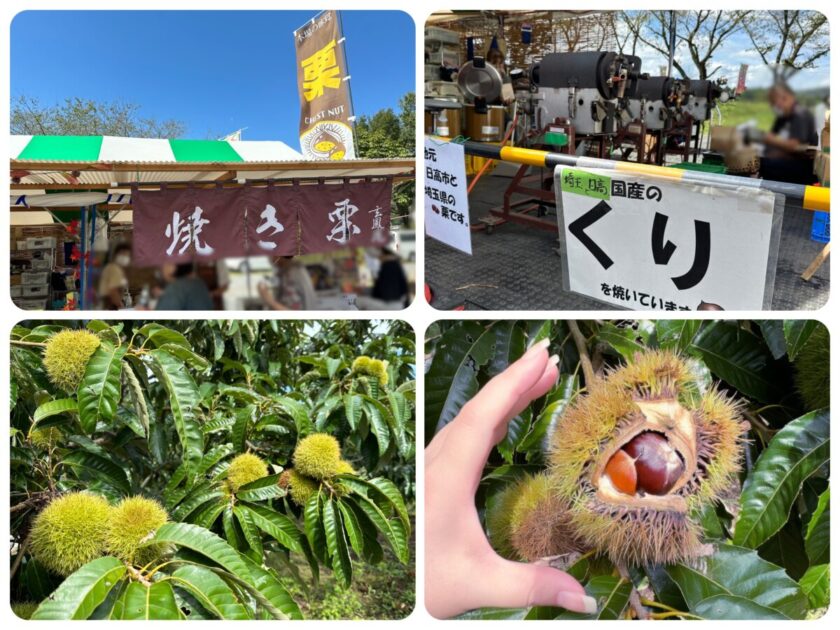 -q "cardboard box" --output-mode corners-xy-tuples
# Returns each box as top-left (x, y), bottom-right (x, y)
(13, 298), (48, 311)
